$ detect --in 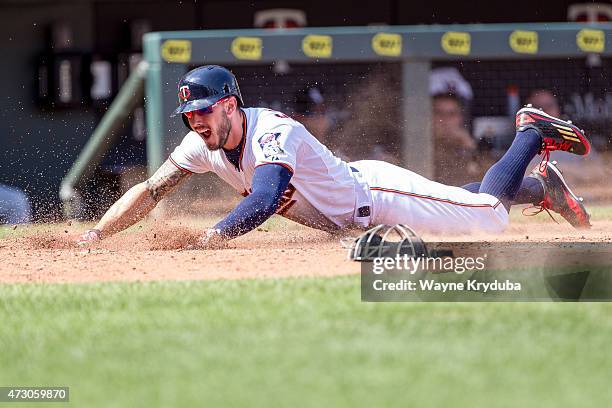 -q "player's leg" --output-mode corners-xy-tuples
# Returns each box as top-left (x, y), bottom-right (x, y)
(461, 178), (543, 205)
(460, 182), (480, 193)
(525, 160), (591, 228)
(461, 163), (590, 228)
(477, 128), (542, 209)
(477, 105), (591, 209)
(351, 159), (509, 234)
(349, 107), (590, 234)
(462, 106), (591, 228)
